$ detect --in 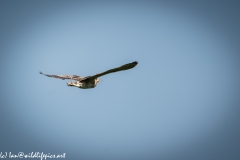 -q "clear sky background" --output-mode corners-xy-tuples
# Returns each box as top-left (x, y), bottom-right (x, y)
(0, 0), (240, 160)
